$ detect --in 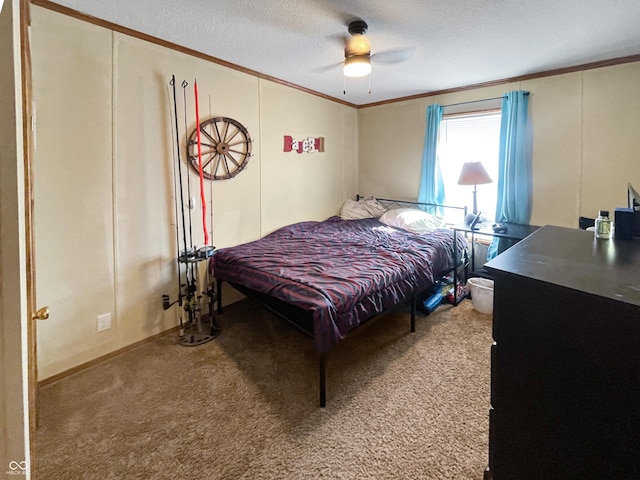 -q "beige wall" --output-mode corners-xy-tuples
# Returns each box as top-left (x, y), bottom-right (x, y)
(32, 7), (118, 381)
(30, 5), (640, 381)
(259, 81), (358, 233)
(581, 63), (640, 217)
(358, 84), (514, 201)
(359, 65), (640, 228)
(0, 0), (30, 474)
(30, 6), (359, 380)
